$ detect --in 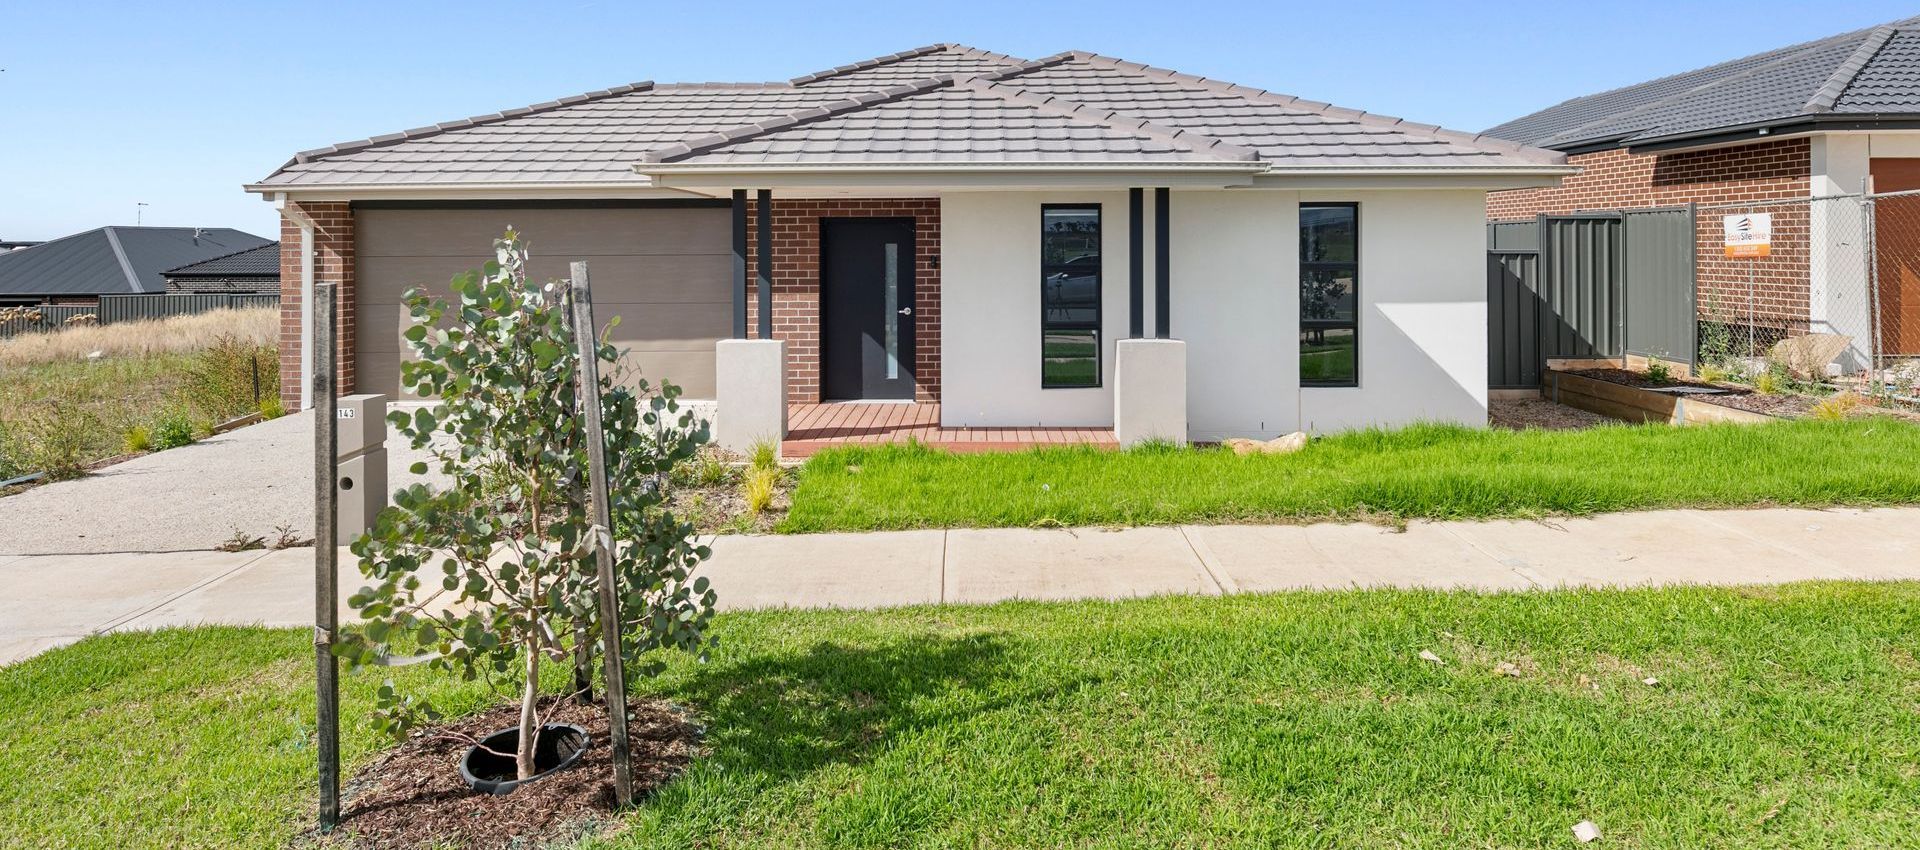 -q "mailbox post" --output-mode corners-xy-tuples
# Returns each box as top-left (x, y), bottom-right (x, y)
(333, 393), (388, 545)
